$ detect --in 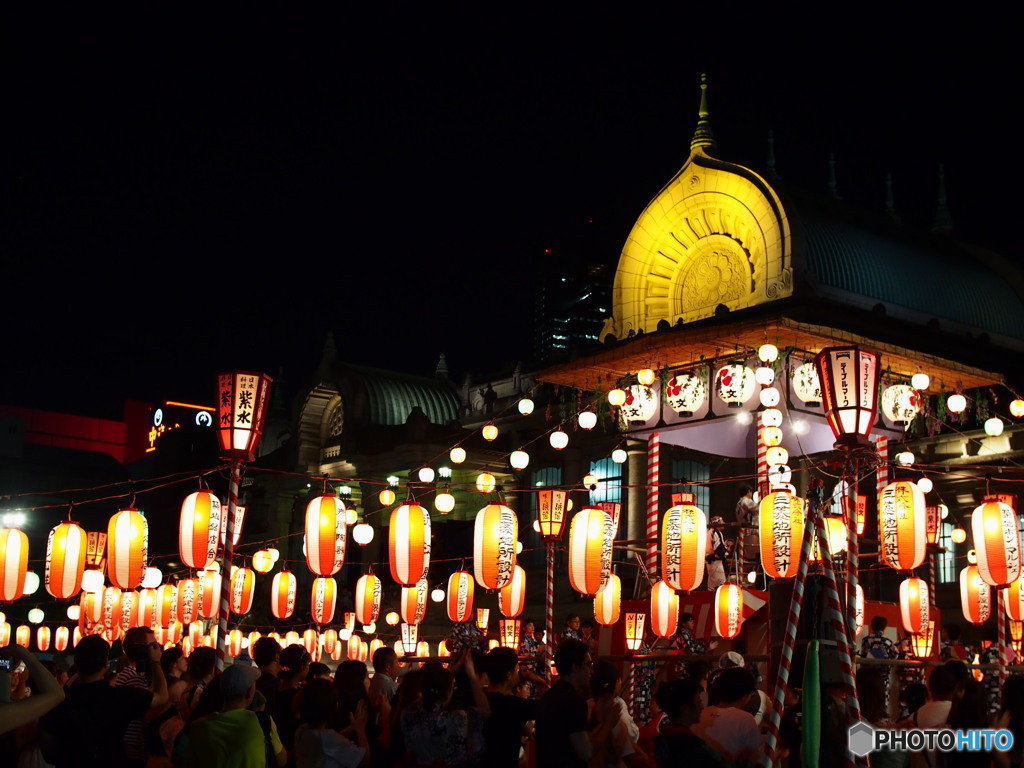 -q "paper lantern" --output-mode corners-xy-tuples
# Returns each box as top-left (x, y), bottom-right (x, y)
(761, 427), (783, 447)
(537, 490), (569, 539)
(81, 568), (104, 594)
(379, 488), (396, 506)
(650, 580), (679, 638)
(973, 500), (1022, 588)
(568, 508), (611, 596)
(1010, 399), (1024, 418)
(661, 504), (707, 591)
(45, 521), (87, 599)
(665, 372), (707, 415)
(611, 449), (627, 464)
(482, 423), (499, 441)
(962, 565), (992, 624)
(881, 384), (920, 425)
(499, 618), (521, 649)
(227, 567), (254, 615)
(476, 608), (490, 630)
(578, 411), (598, 430)
(620, 385), (659, 423)
(311, 577), (336, 624)
(389, 503), (431, 587)
(911, 620), (936, 660)
(323, 628), (338, 655)
(80, 589), (103, 626)
(117, 591), (137, 631)
(55, 626), (69, 652)
(947, 393), (967, 414)
(899, 577), (930, 634)
(346, 635), (363, 662)
(447, 571), (475, 623)
(518, 398), (535, 415)
(270, 571), (297, 619)
(100, 586), (123, 630)
(499, 565), (526, 618)
(199, 569), (222, 619)
(141, 567), (162, 590)
(792, 362), (822, 405)
(509, 451), (530, 470)
(225, 628), (243, 657)
(473, 504), (518, 590)
(549, 430), (569, 450)
(176, 578), (199, 625)
(219, 505), (245, 549)
(814, 346), (881, 447)
(179, 491), (222, 570)
(284, 630), (299, 647)
(607, 388), (626, 407)
(714, 584), (743, 639)
(303, 628), (319, 657)
(352, 523), (374, 545)
(0, 528), (29, 602)
(134, 588), (157, 629)
(434, 491), (456, 514)
(450, 447), (467, 464)
(400, 578), (428, 625)
(759, 387), (781, 408)
(594, 573), (621, 626)
(765, 446), (788, 466)
(755, 366), (775, 386)
(810, 518), (848, 563)
(216, 371), (273, 462)
(16, 624), (30, 647)
(757, 493), (802, 577)
(417, 467), (436, 483)
(107, 509), (148, 590)
(305, 494), (347, 576)
(156, 584), (178, 627)
(985, 418), (1004, 436)
(252, 549), (274, 574)
(878, 481), (927, 571)
(355, 573), (382, 625)
(762, 408), (784, 427)
(853, 584), (865, 636)
(714, 365), (756, 408)
(400, 623), (418, 655)
(911, 372), (930, 391)
(625, 612), (646, 651)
